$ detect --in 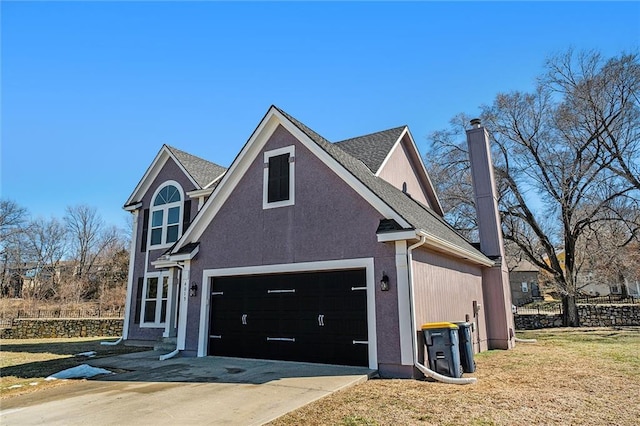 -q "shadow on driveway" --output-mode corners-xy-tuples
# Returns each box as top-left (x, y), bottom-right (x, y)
(89, 350), (375, 385)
